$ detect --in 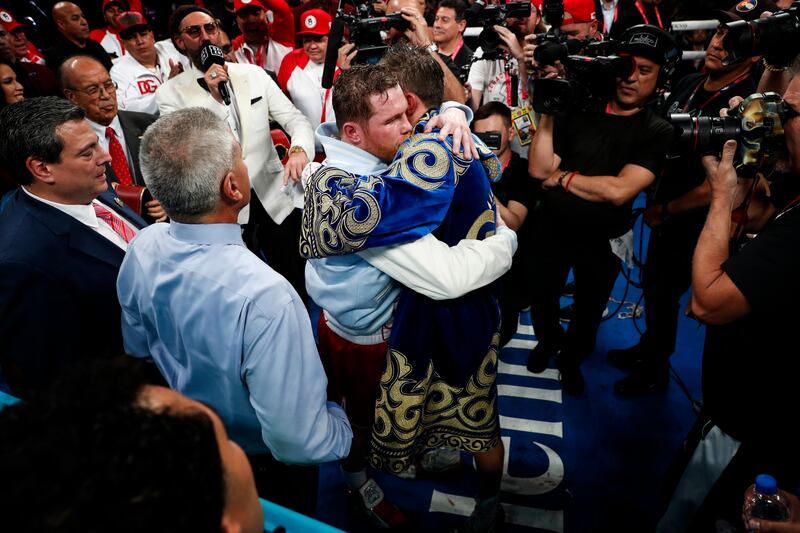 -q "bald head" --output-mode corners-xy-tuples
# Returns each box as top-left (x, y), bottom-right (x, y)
(60, 56), (118, 125)
(53, 2), (90, 43)
(386, 0), (426, 14)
